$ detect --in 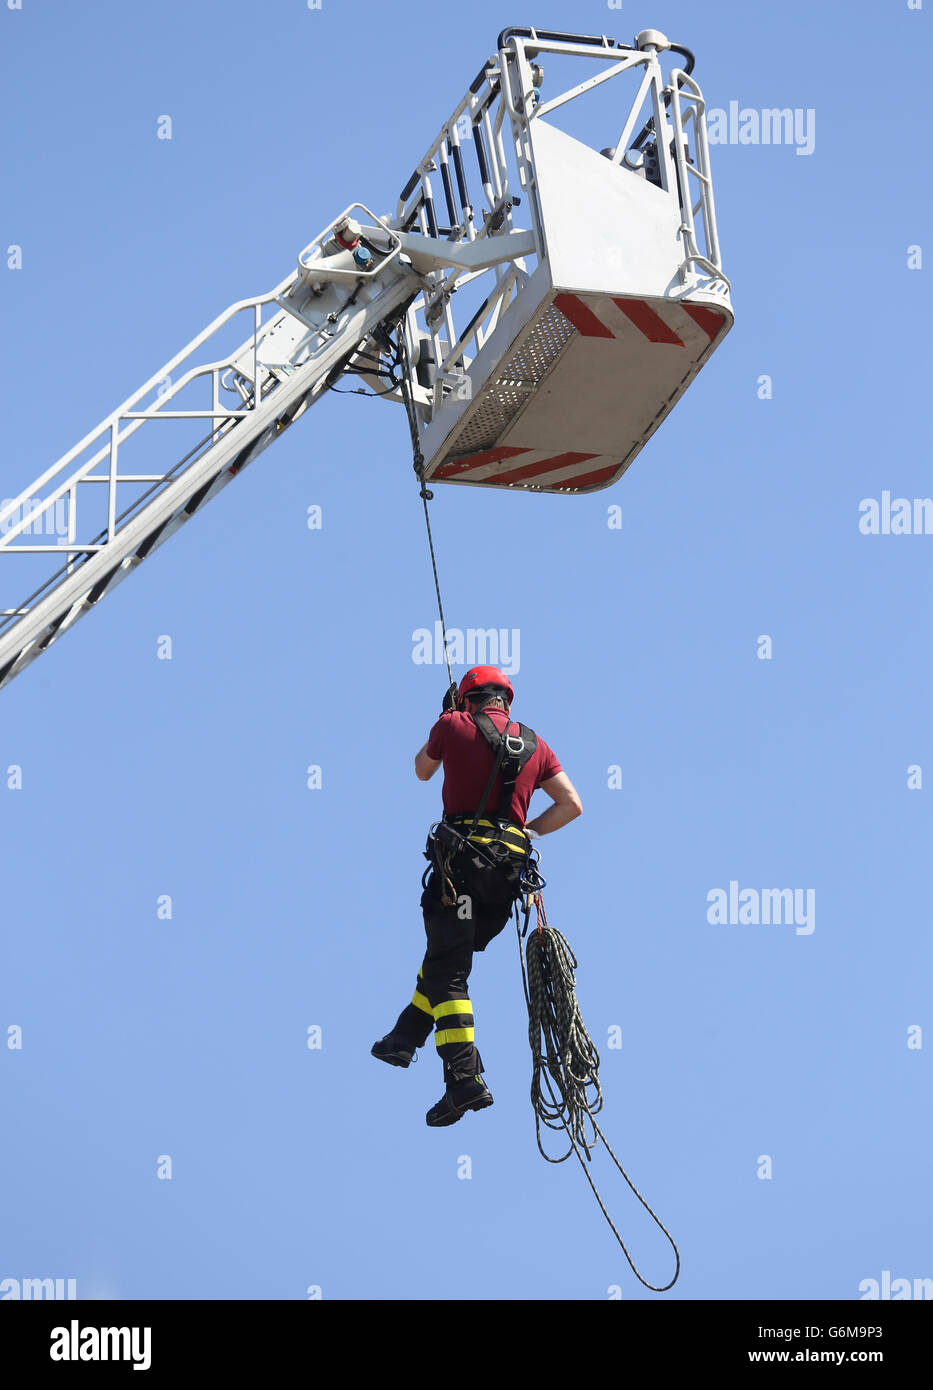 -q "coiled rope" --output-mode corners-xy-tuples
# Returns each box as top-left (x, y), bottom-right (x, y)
(517, 893), (681, 1291)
